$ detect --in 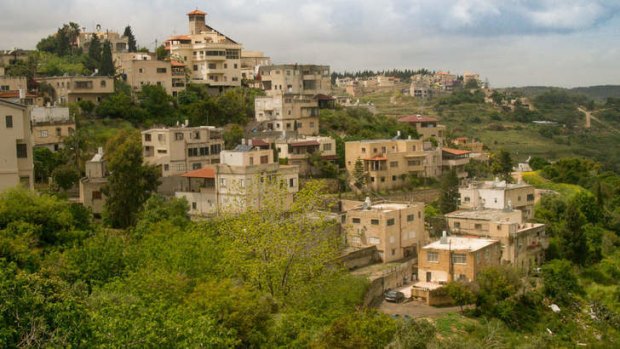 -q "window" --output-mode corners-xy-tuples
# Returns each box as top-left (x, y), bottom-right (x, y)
(157, 149), (167, 154)
(452, 254), (466, 264)
(260, 155), (269, 164)
(390, 161), (398, 168)
(352, 218), (361, 224)
(193, 65), (198, 71)
(199, 147), (209, 156)
(192, 202), (197, 210)
(387, 218), (395, 226)
(156, 67), (167, 73)
(454, 222), (461, 228)
(368, 237), (380, 245)
(381, 146), (386, 153)
(392, 175), (397, 181)
(175, 133), (184, 140)
(234, 63), (238, 69)
(407, 214), (414, 222)
(56, 127), (61, 136)
(192, 163), (202, 170)
(208, 63), (217, 69)
(289, 178), (295, 188)
(427, 252), (439, 262)
(74, 81), (93, 89)
(323, 143), (332, 151)
(188, 148), (198, 157)
(380, 177), (385, 182)
(220, 178), (227, 187)
(527, 194), (535, 201)
(0, 85), (9, 91)
(144, 134), (151, 141)
(464, 196), (470, 202)
(225, 49), (240, 59)
(371, 219), (379, 225)
(210, 144), (222, 155)
(474, 223), (482, 230)
(518, 196), (522, 201)
(100, 80), (107, 87)
(16, 144), (27, 158)
(92, 191), (102, 200)
(39, 130), (48, 137)
(408, 160), (421, 166)
(392, 249), (396, 256)
(5, 115), (13, 128)
(164, 164), (169, 171)
(361, 147), (366, 153)
(158, 134), (166, 141)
